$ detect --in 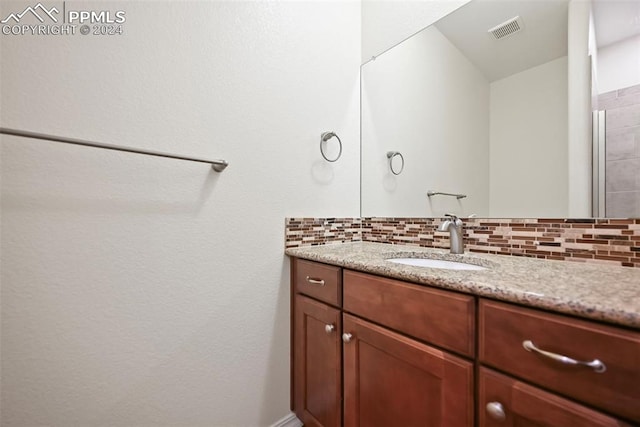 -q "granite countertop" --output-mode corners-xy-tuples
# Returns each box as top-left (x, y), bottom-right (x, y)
(286, 242), (640, 330)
